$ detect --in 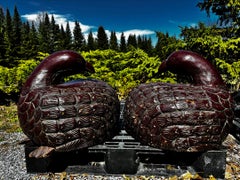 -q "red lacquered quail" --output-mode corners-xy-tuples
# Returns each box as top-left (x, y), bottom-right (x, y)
(18, 50), (120, 158)
(124, 50), (234, 152)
